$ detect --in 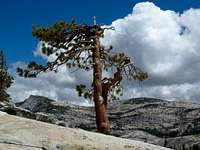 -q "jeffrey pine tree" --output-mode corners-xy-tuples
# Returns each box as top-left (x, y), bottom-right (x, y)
(17, 18), (148, 134)
(0, 50), (13, 102)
